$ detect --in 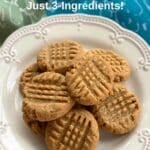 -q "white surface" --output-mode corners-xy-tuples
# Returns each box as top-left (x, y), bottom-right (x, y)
(0, 14), (150, 150)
